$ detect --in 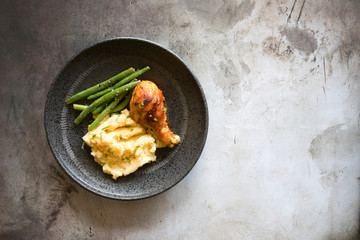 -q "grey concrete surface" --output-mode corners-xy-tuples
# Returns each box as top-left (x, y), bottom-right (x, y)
(1, 0), (359, 239)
